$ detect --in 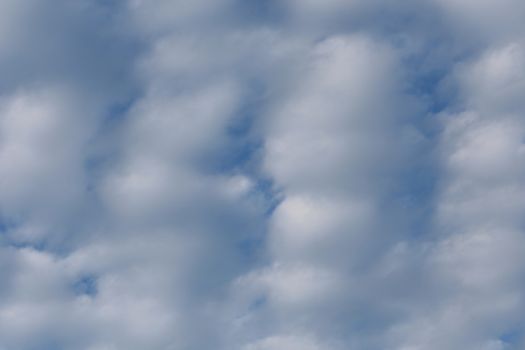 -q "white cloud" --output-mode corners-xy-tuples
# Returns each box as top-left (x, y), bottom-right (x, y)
(1, 0), (525, 349)
(243, 334), (325, 350)
(388, 35), (525, 350)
